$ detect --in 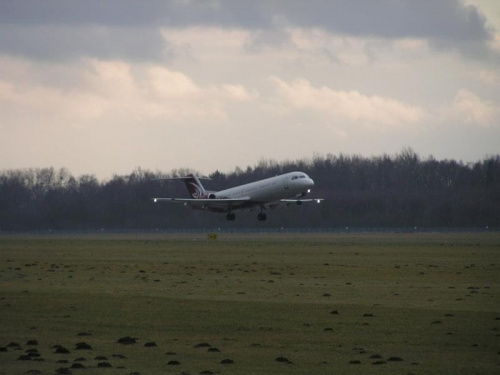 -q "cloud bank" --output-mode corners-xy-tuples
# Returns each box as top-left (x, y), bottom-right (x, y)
(0, 1), (499, 177)
(1, 0), (497, 62)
